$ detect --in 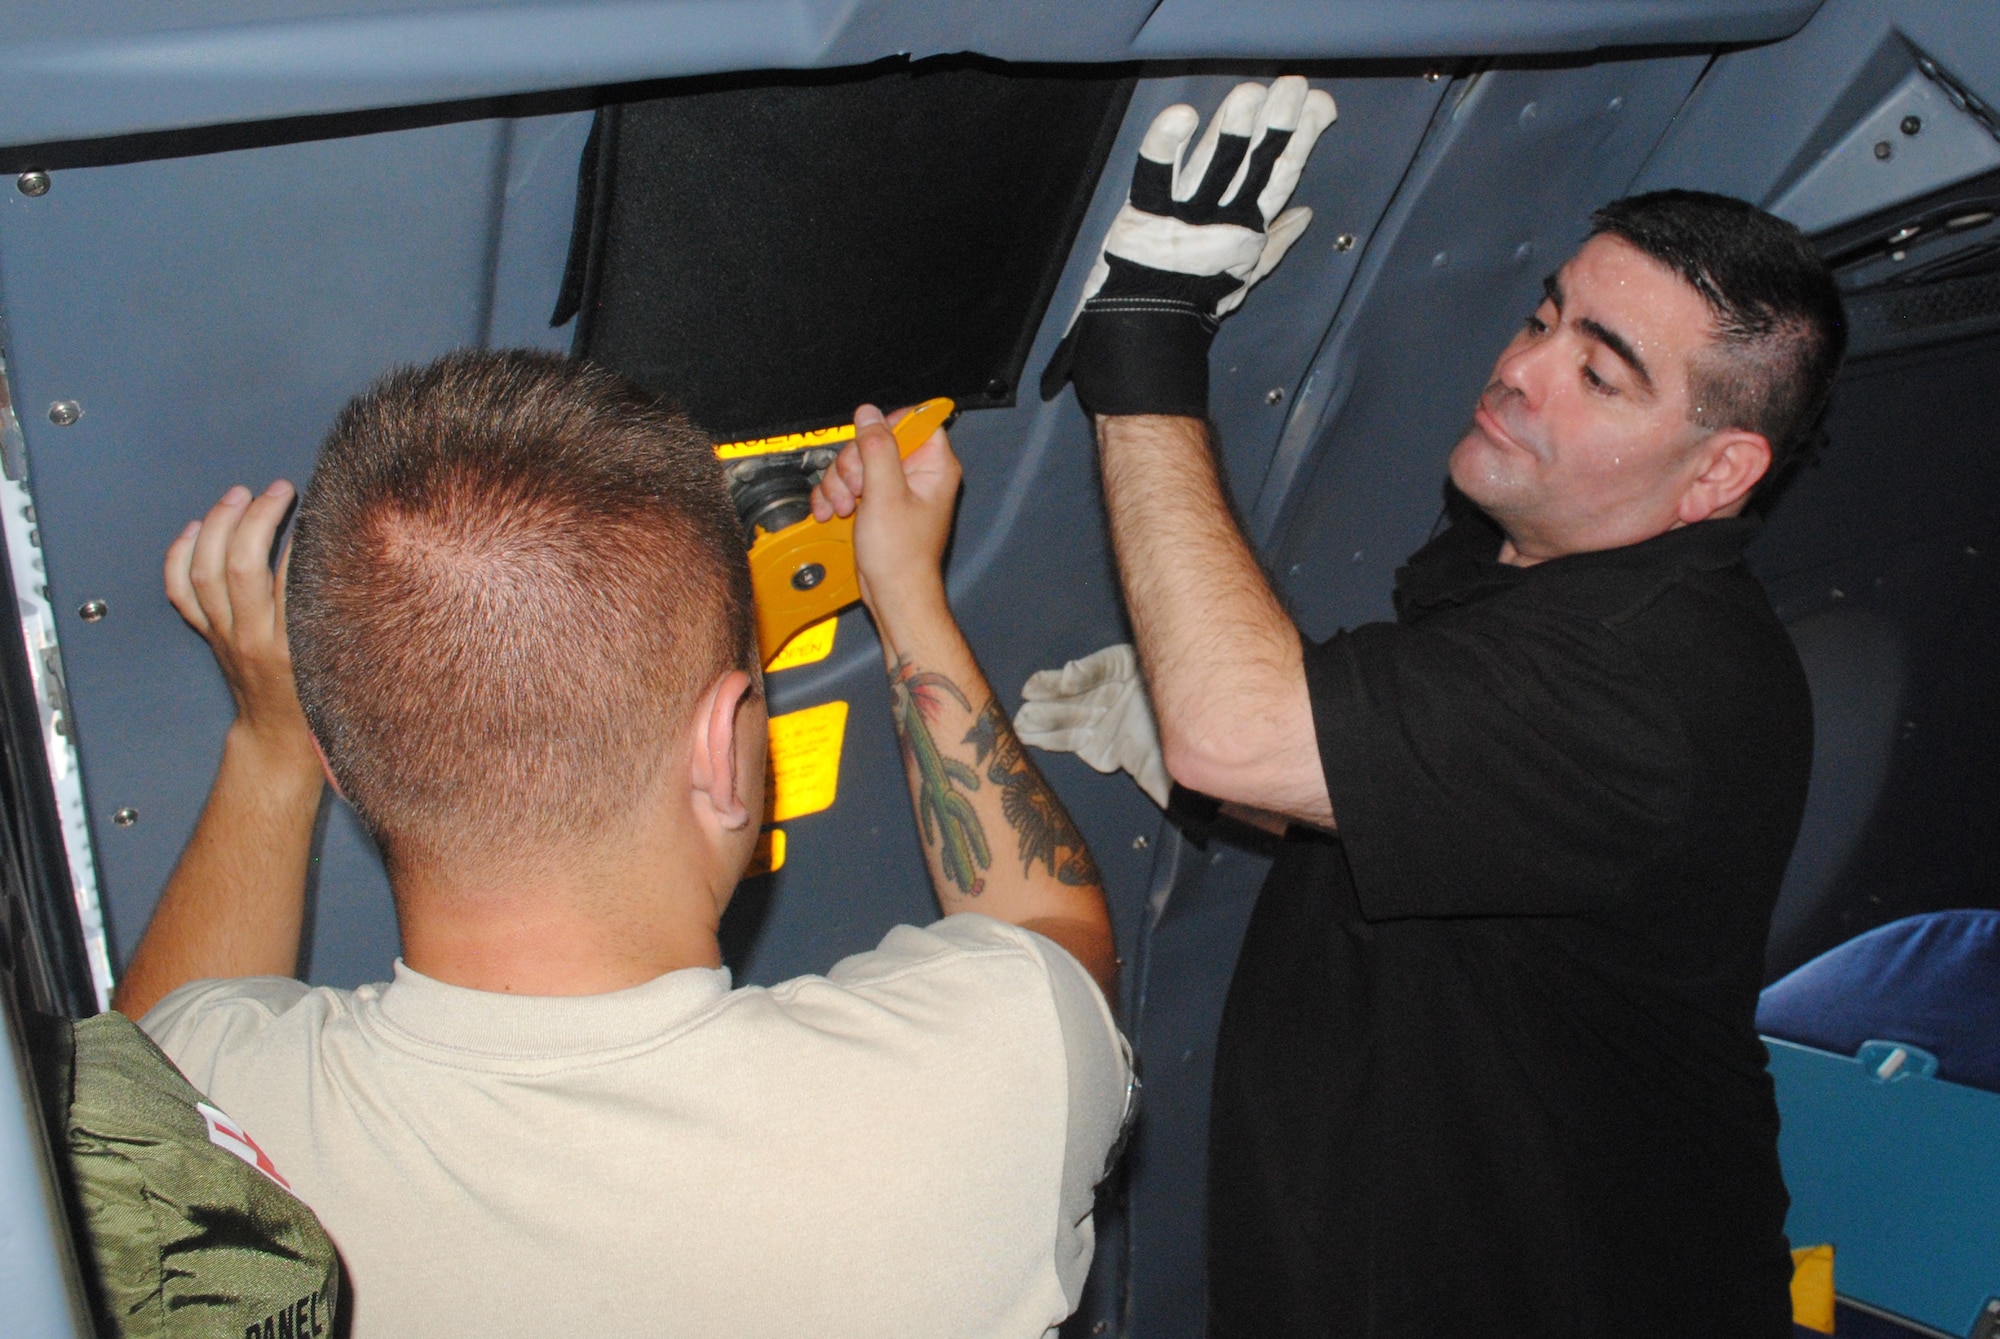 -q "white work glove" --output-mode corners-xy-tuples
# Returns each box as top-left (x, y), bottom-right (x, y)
(1039, 76), (1337, 418)
(1013, 644), (1173, 808)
